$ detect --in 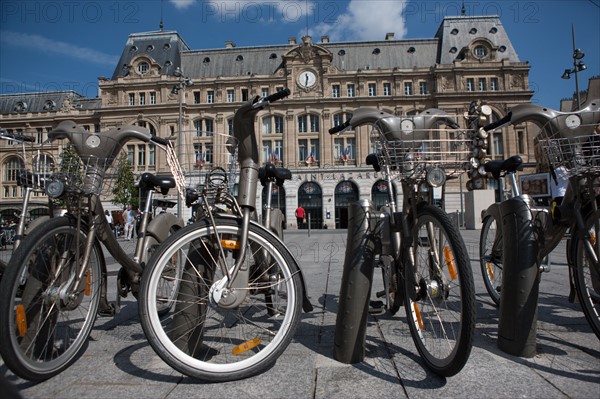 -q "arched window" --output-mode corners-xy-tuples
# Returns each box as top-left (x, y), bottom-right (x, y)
(262, 115), (285, 134)
(194, 118), (214, 137)
(298, 114), (320, 133)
